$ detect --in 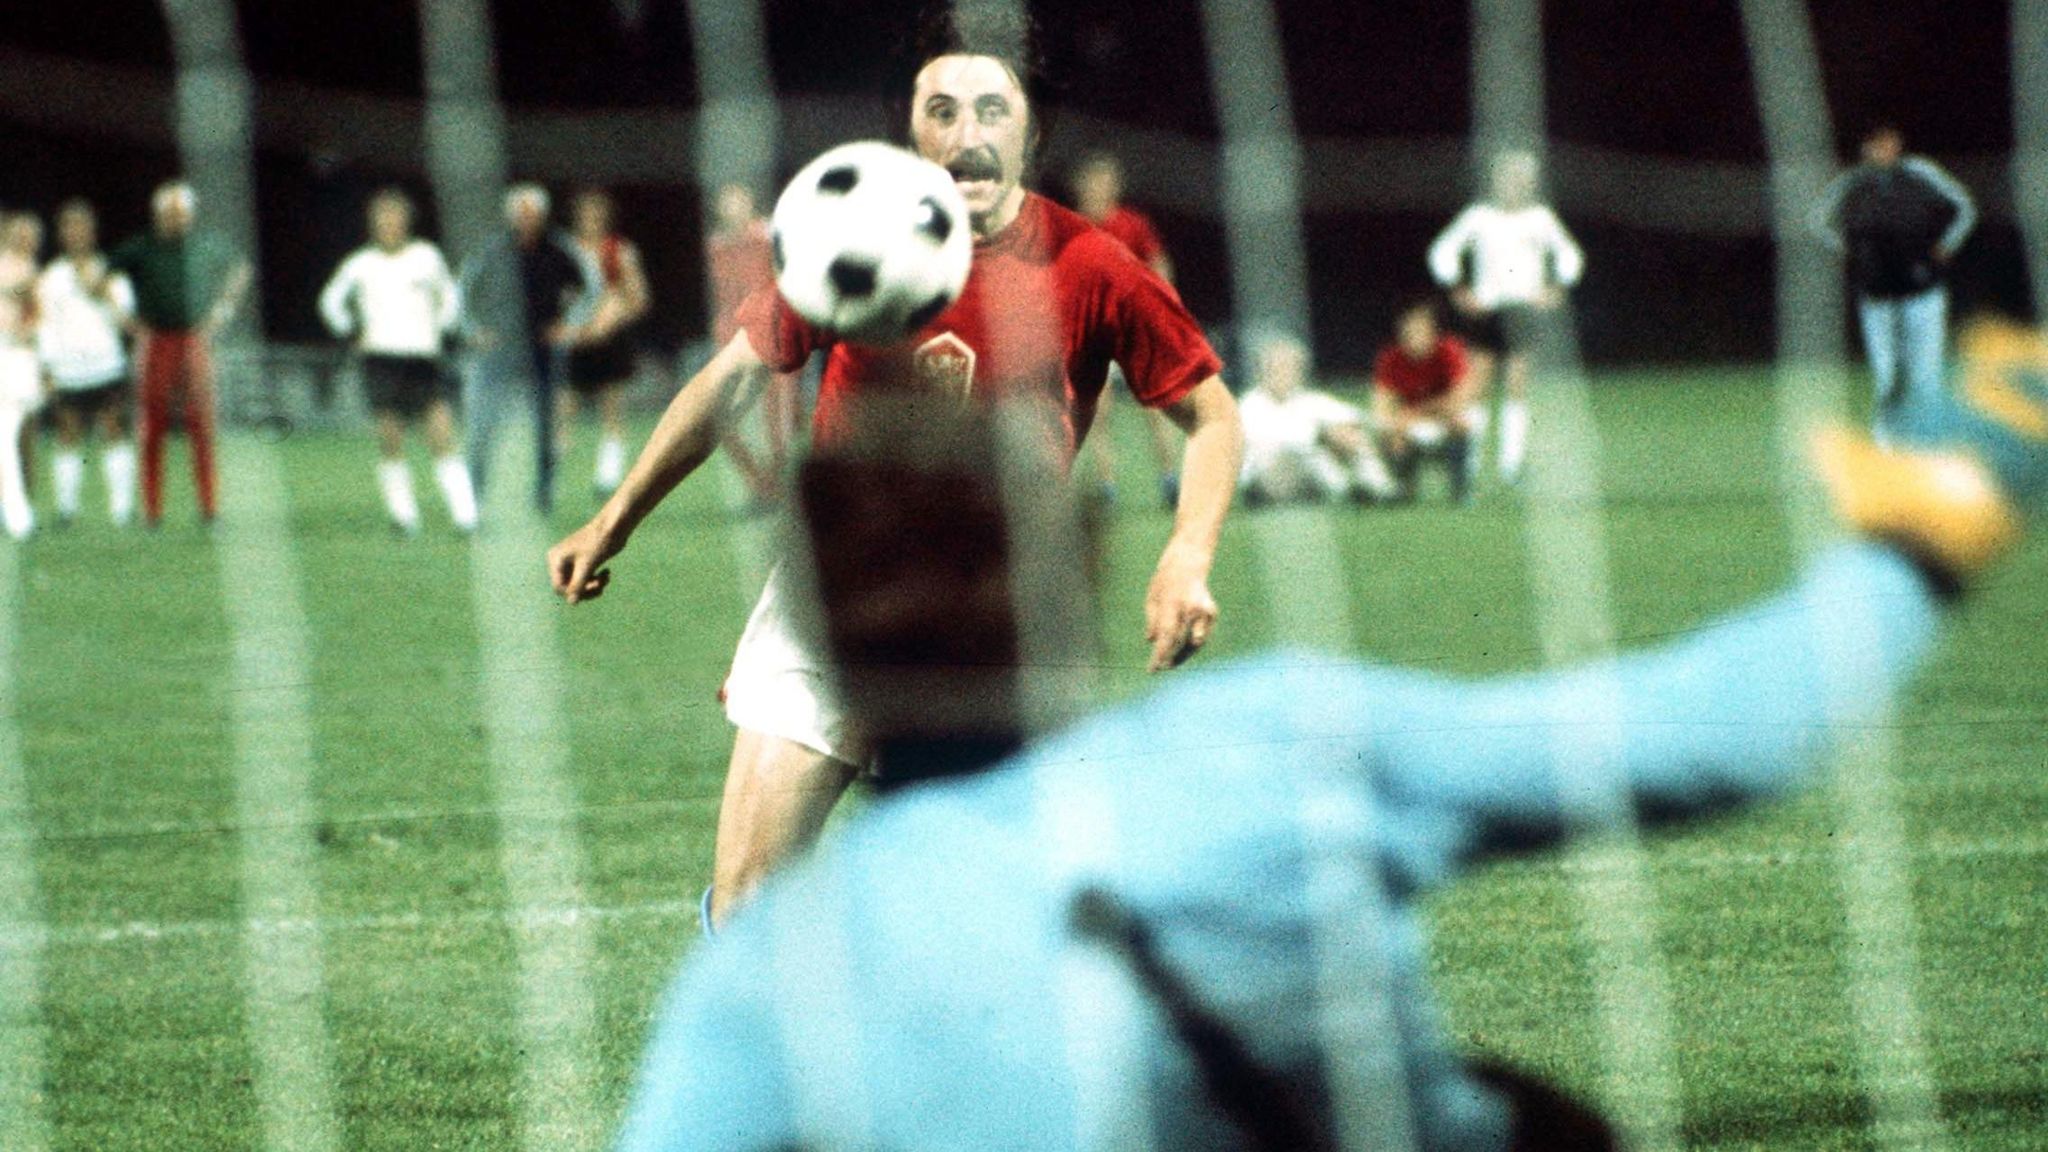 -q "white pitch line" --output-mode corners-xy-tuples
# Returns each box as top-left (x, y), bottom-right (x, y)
(31, 827), (2047, 953)
(0, 530), (51, 1152)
